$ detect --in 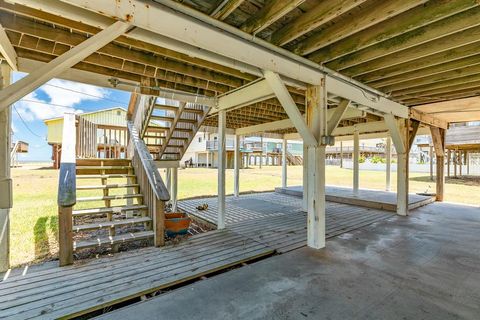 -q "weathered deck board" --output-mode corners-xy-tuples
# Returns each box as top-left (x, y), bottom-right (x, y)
(0, 229), (273, 319)
(275, 185), (434, 211)
(180, 192), (393, 252)
(0, 192), (394, 319)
